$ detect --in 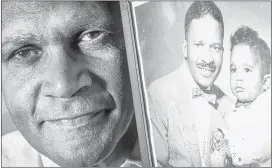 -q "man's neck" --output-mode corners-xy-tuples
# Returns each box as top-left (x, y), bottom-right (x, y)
(98, 116), (138, 167)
